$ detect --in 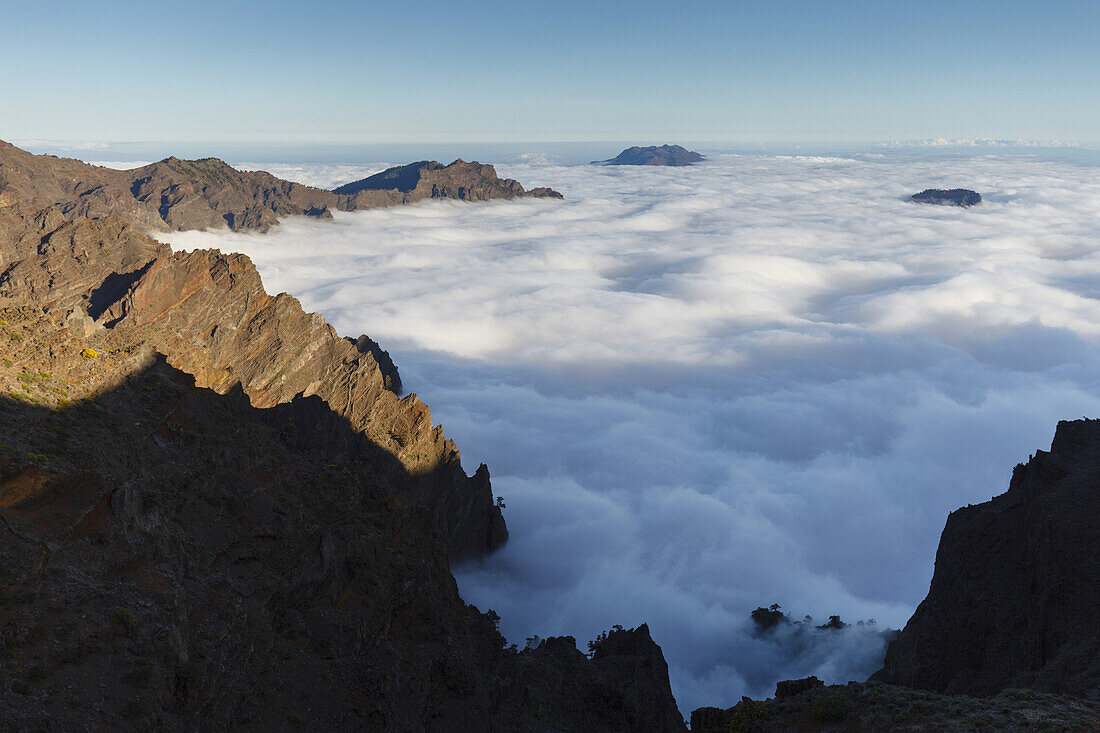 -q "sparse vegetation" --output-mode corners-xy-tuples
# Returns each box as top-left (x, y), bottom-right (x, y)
(809, 692), (849, 722)
(111, 608), (134, 629)
(587, 624), (624, 655)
